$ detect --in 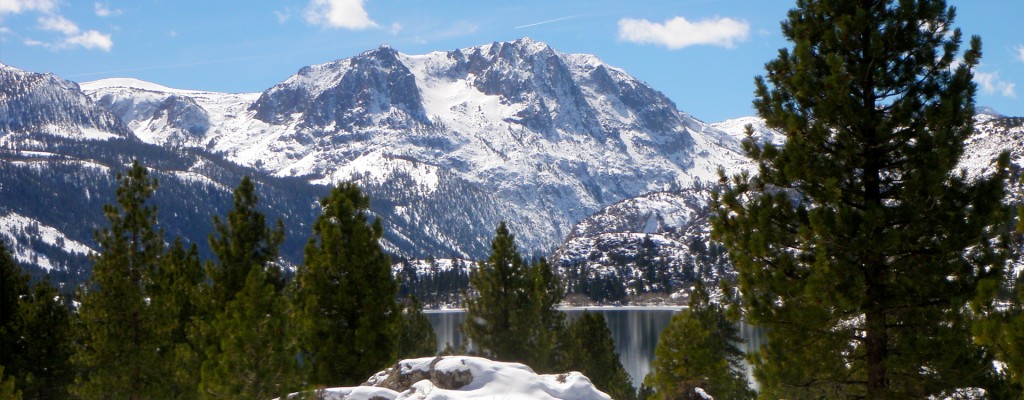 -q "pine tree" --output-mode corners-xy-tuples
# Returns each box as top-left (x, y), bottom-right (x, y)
(294, 182), (400, 386)
(0, 239), (29, 376)
(711, 1), (1010, 397)
(208, 176), (285, 307)
(200, 177), (296, 399)
(463, 223), (565, 372)
(565, 313), (635, 400)
(199, 268), (298, 400)
(73, 161), (168, 400)
(396, 296), (438, 359)
(526, 256), (566, 373)
(975, 179), (1024, 395)
(151, 238), (205, 400)
(1, 242), (74, 400)
(646, 282), (753, 400)
(12, 277), (74, 400)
